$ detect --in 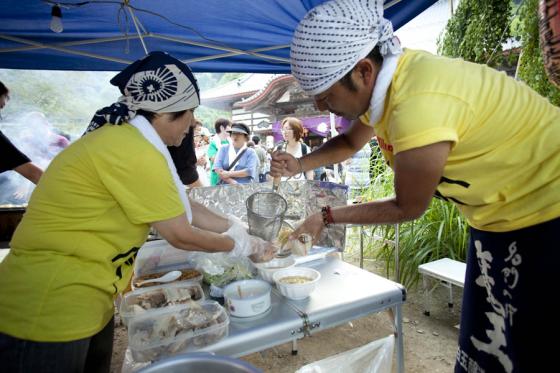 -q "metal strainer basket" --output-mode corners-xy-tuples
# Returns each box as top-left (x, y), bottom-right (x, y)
(246, 191), (288, 241)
